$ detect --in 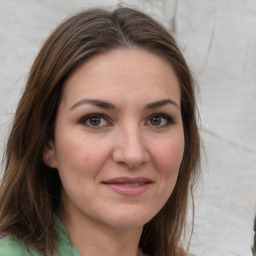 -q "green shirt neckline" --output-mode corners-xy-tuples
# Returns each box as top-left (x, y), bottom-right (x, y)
(0, 216), (196, 256)
(54, 216), (81, 256)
